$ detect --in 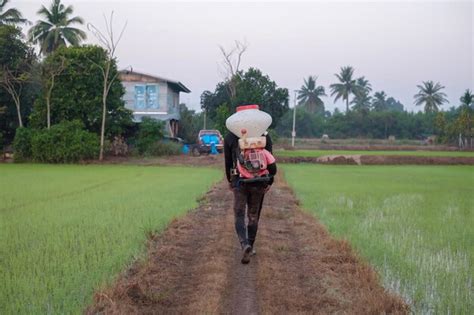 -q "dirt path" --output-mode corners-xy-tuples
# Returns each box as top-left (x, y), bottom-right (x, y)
(88, 174), (408, 314)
